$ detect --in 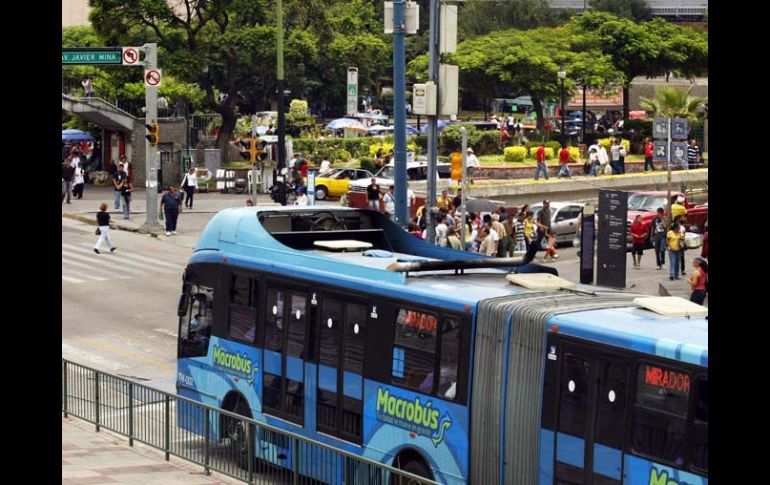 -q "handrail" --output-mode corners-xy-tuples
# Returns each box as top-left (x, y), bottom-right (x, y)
(62, 358), (440, 485)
